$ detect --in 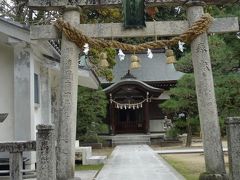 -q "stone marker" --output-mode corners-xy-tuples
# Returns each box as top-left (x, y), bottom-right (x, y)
(36, 124), (56, 180)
